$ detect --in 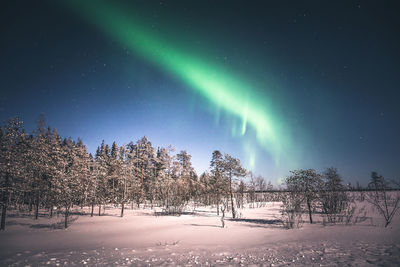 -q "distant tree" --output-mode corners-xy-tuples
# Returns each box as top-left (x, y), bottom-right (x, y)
(266, 181), (274, 191)
(255, 175), (266, 191)
(285, 169), (323, 224)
